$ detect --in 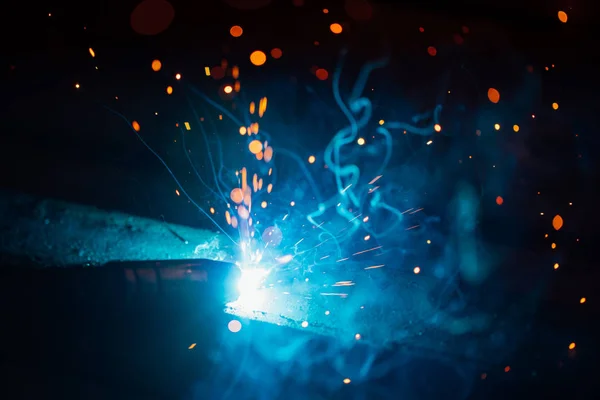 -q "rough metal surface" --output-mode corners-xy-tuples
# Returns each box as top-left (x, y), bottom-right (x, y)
(0, 189), (234, 267)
